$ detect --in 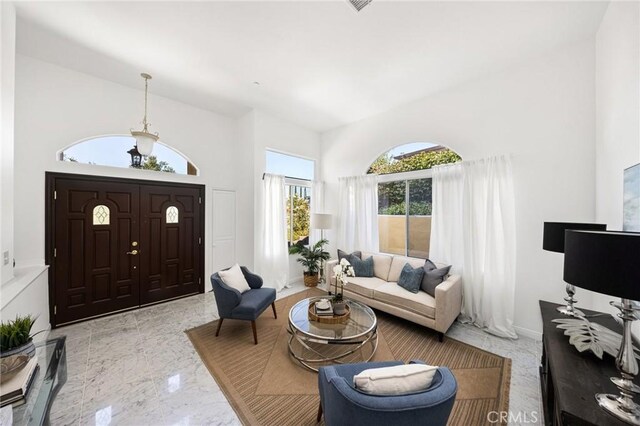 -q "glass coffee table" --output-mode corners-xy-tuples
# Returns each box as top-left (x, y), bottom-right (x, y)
(288, 296), (378, 372)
